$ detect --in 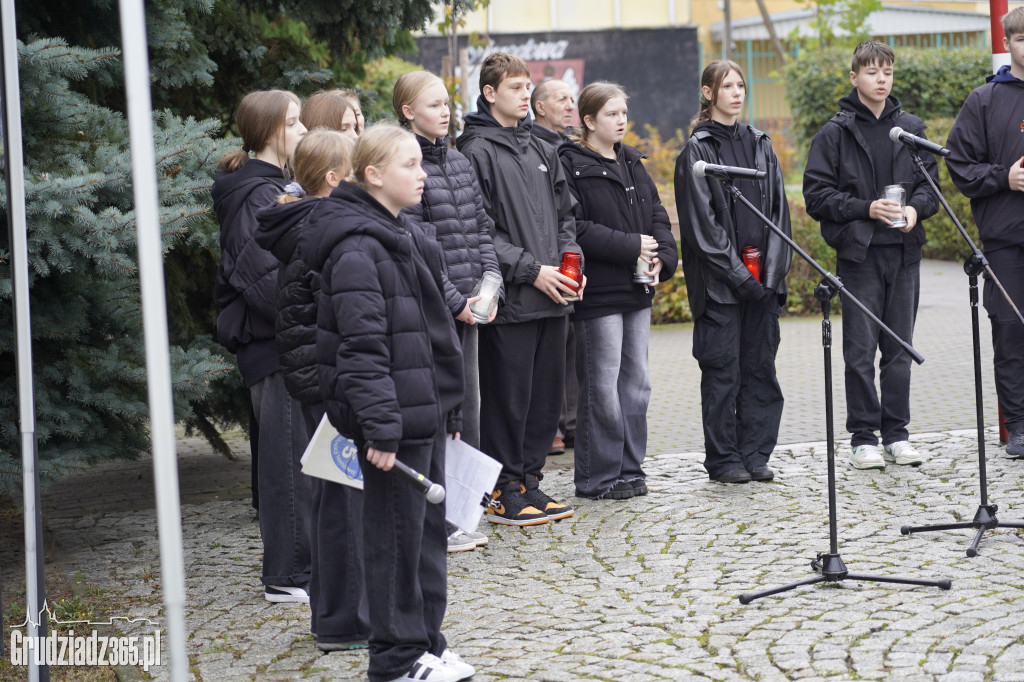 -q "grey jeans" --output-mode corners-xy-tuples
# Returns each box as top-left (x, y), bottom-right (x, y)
(573, 308), (652, 497)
